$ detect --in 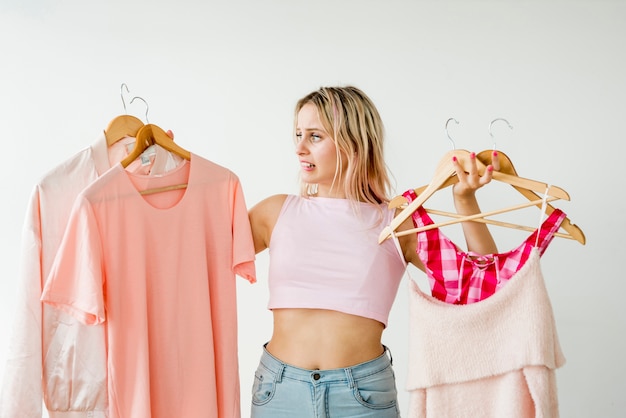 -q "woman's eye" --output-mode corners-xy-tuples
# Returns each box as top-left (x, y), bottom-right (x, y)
(310, 134), (322, 142)
(295, 133), (303, 142)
